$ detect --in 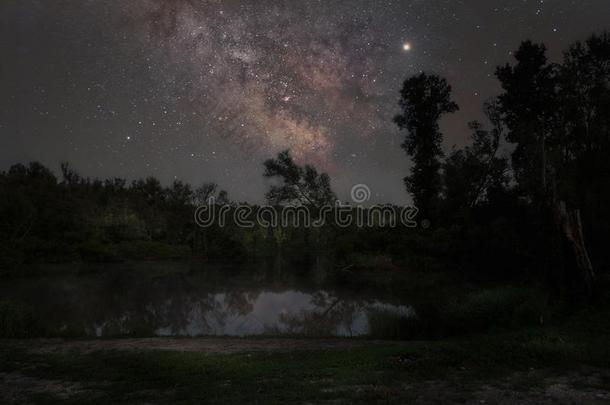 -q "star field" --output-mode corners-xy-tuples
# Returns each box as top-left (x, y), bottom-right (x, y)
(2, 0), (609, 203)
